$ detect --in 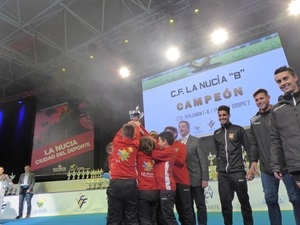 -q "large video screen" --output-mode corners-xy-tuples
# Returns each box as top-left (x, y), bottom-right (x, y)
(142, 33), (288, 137)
